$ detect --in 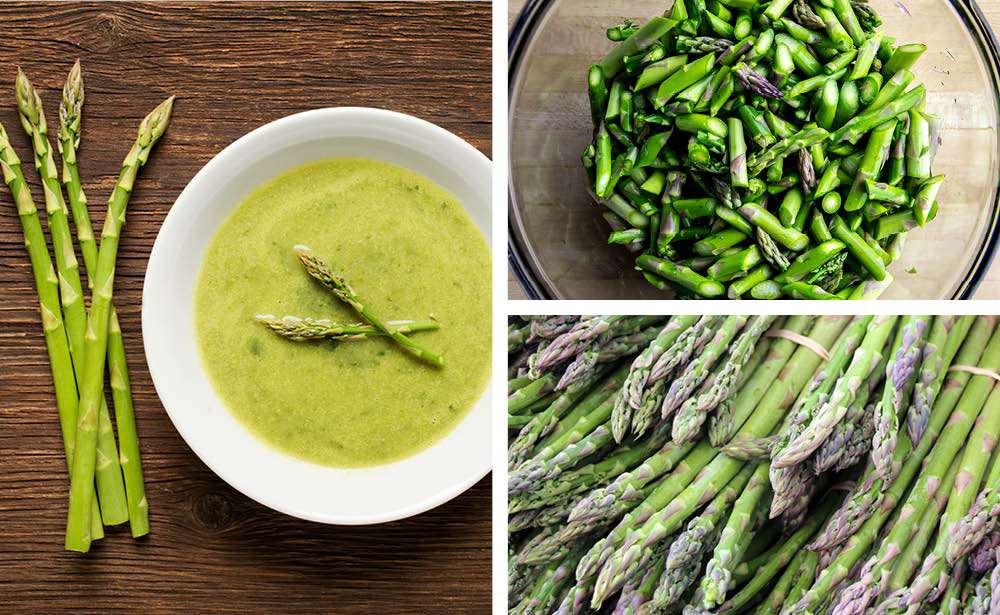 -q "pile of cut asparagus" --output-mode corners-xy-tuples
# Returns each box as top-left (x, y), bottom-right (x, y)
(508, 315), (1000, 614)
(583, 0), (943, 299)
(2, 61), (173, 552)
